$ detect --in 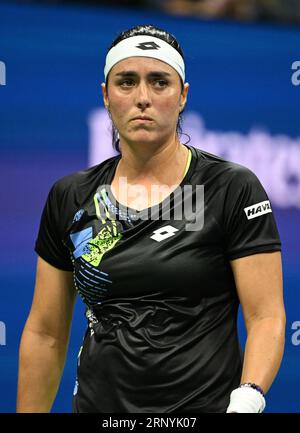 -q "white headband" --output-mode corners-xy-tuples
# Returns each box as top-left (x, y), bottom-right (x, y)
(104, 35), (185, 83)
